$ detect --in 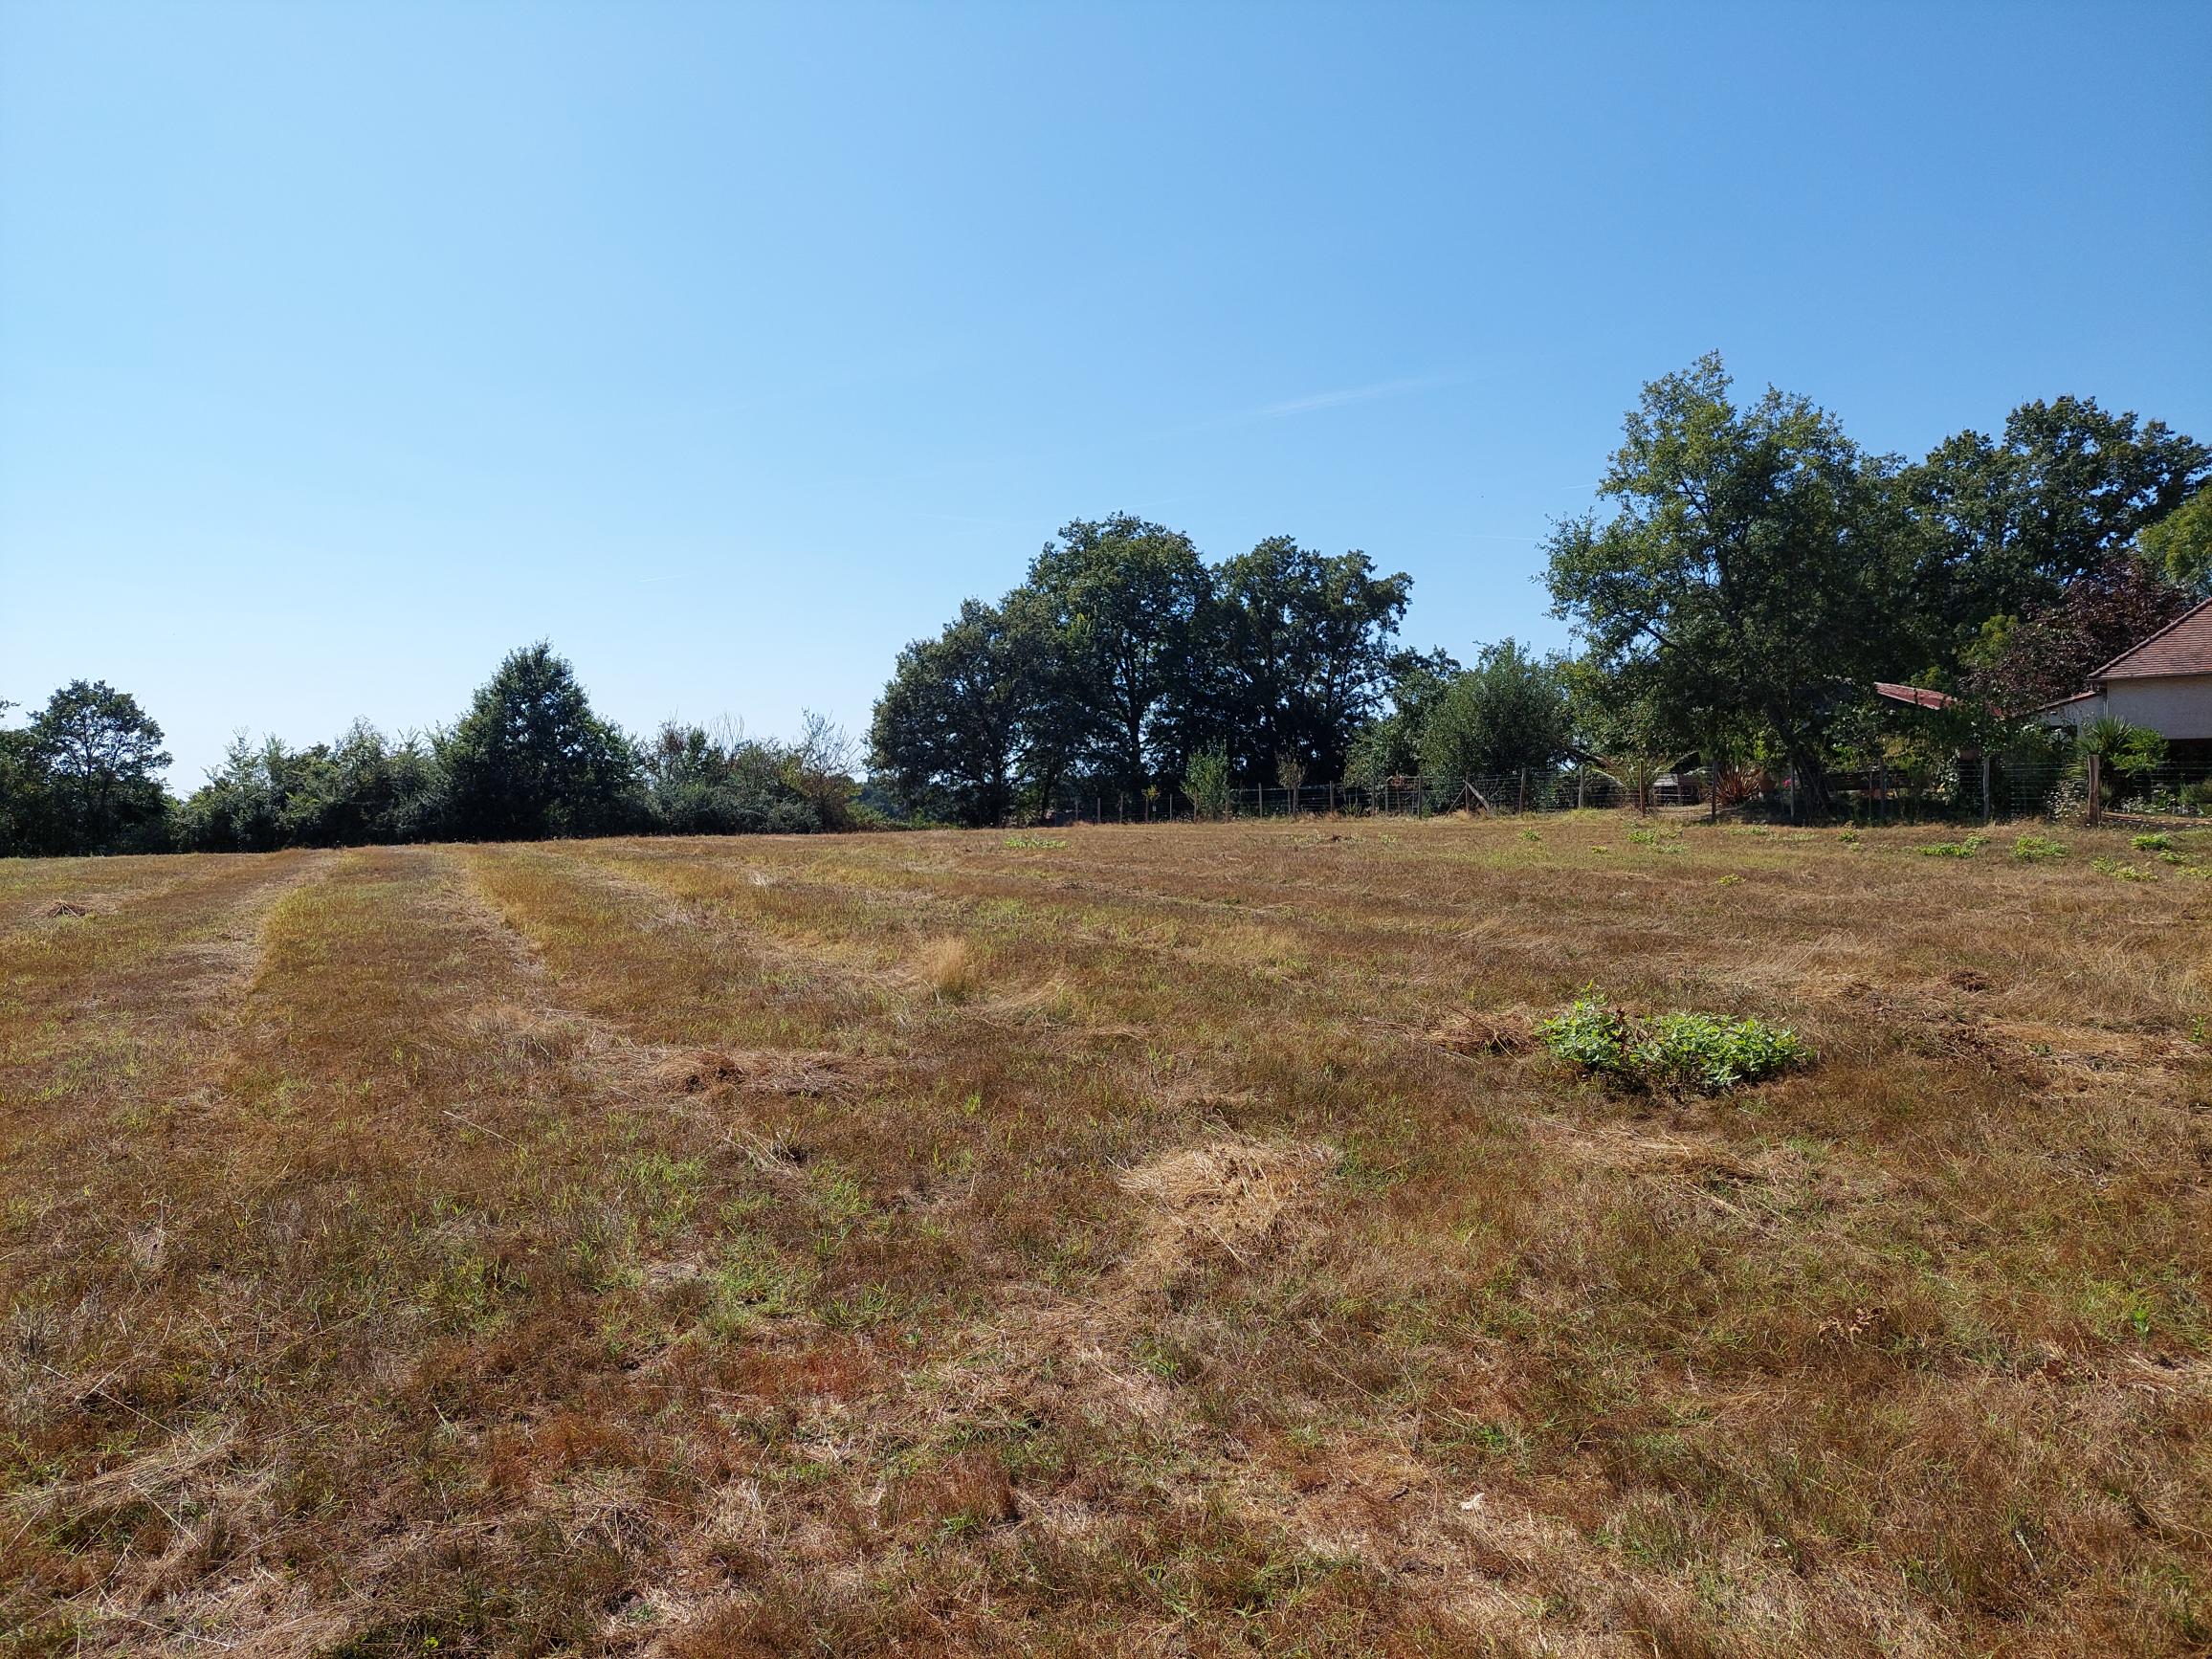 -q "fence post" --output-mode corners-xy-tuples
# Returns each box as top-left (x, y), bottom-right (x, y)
(1980, 756), (1992, 826)
(2086, 752), (2102, 826)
